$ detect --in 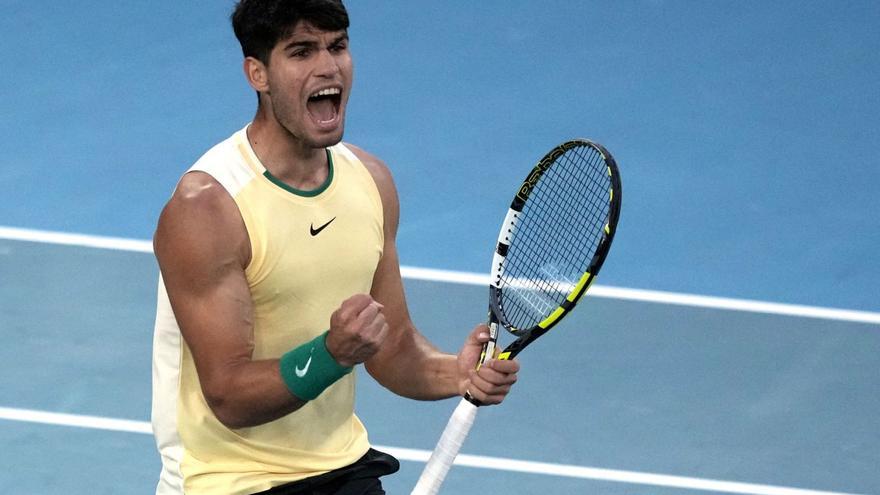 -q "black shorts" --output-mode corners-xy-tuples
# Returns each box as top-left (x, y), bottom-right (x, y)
(252, 448), (400, 495)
